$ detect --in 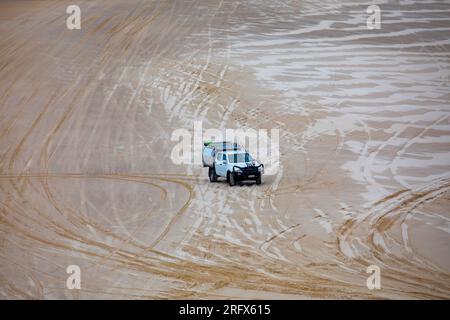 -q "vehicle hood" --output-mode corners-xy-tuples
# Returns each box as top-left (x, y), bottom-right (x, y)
(230, 160), (261, 167)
